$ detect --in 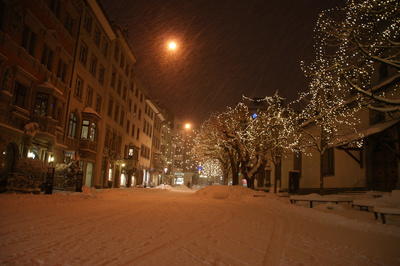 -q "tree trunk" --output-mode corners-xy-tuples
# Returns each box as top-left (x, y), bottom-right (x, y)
(229, 154), (239, 186)
(320, 152), (324, 195)
(272, 158), (281, 193)
(223, 172), (228, 185)
(246, 177), (254, 189)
